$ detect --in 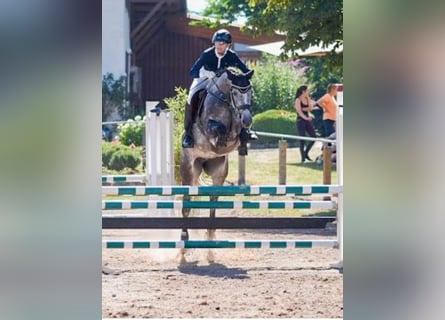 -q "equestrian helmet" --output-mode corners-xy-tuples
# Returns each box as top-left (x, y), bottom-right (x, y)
(212, 29), (232, 44)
